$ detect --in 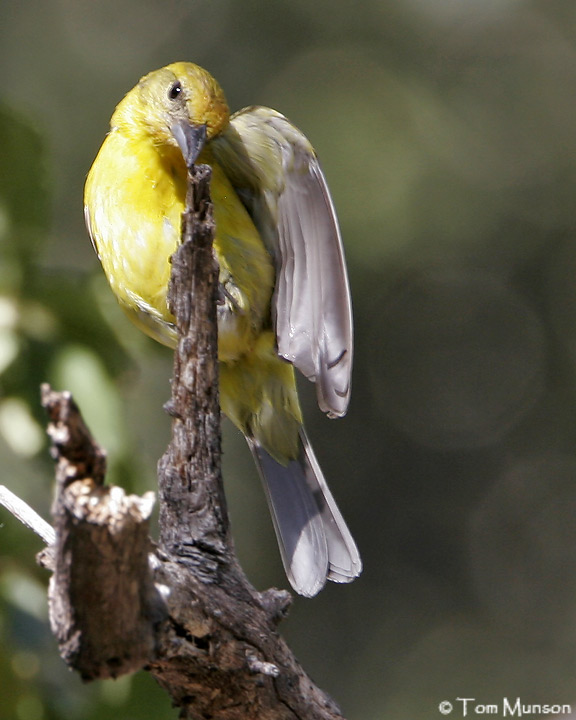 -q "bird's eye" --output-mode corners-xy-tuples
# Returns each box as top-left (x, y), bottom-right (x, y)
(168, 81), (182, 100)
